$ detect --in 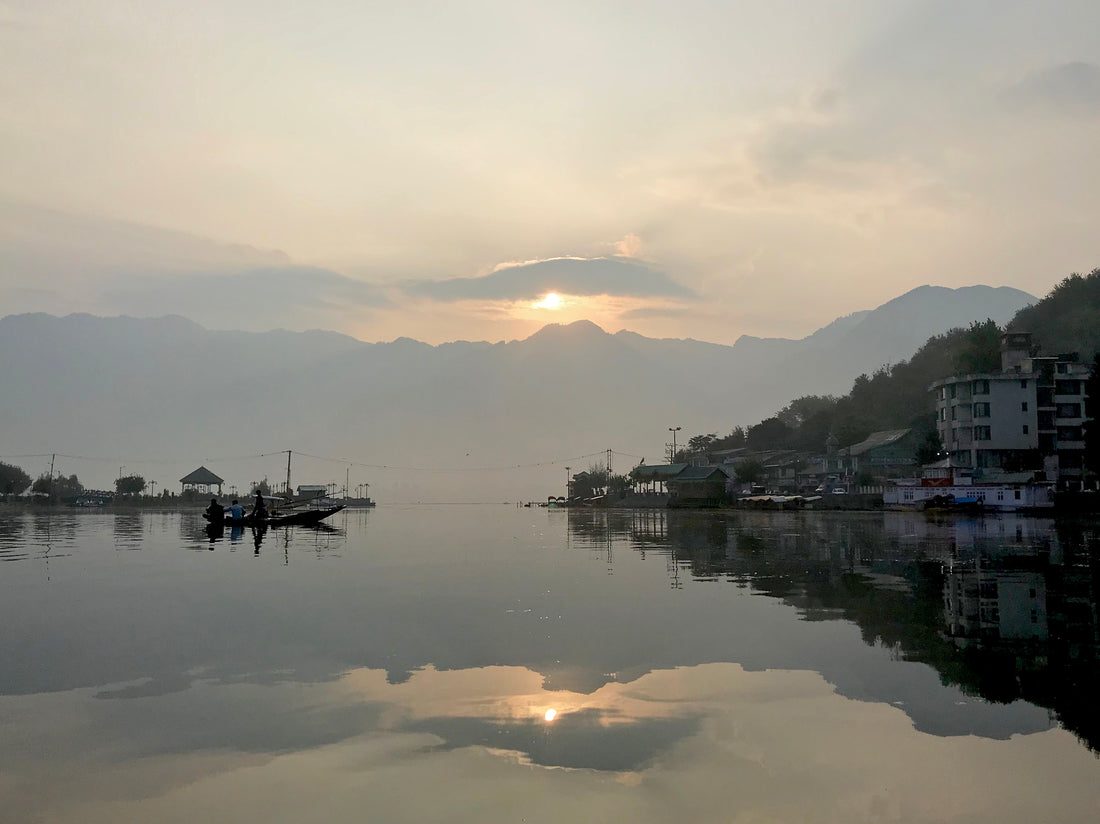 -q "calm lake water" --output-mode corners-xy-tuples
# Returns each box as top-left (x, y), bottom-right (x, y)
(2, 505), (1099, 822)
